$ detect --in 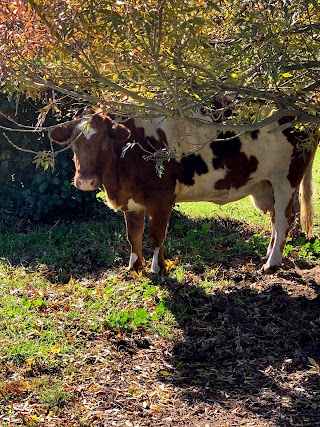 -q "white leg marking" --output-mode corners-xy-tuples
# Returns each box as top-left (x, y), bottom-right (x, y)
(151, 247), (160, 274)
(128, 252), (138, 269)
